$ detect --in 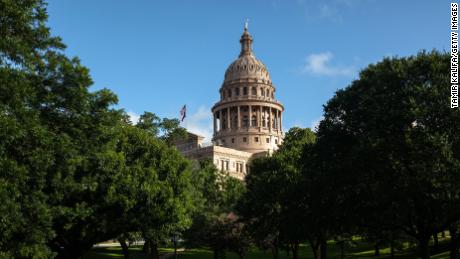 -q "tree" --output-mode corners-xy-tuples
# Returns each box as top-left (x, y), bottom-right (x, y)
(238, 127), (316, 259)
(1, 1), (194, 258)
(184, 160), (247, 259)
(1, 0), (65, 257)
(136, 112), (187, 146)
(113, 123), (194, 259)
(316, 51), (460, 259)
(238, 156), (282, 259)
